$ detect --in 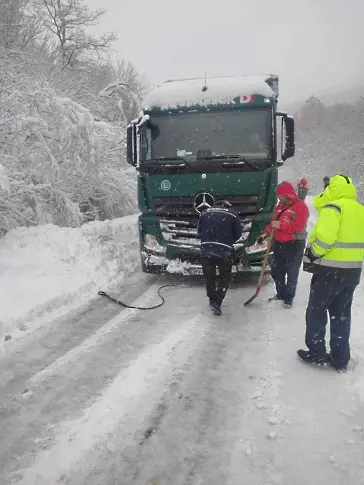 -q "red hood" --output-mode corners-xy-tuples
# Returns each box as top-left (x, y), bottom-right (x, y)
(277, 181), (298, 202)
